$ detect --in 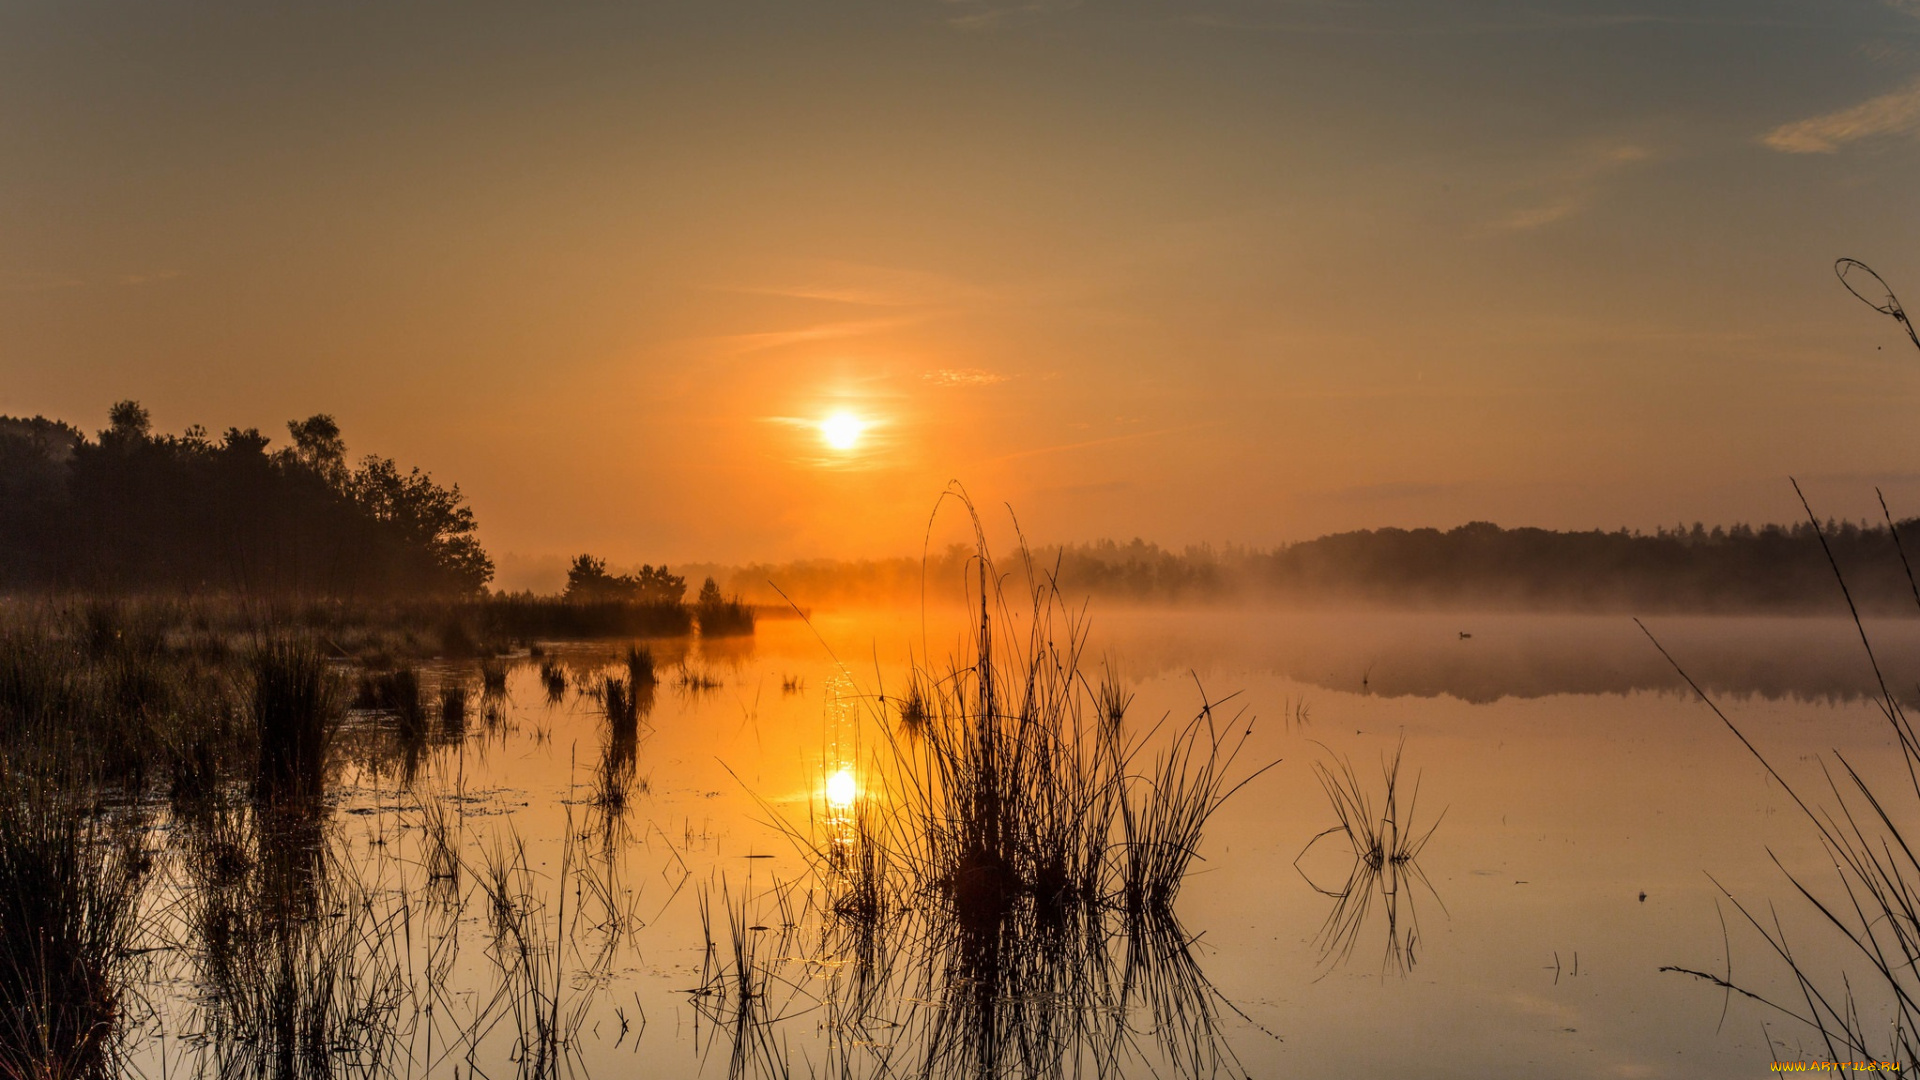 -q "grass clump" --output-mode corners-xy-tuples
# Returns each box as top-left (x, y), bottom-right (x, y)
(1294, 740), (1444, 973)
(623, 644), (656, 688)
(725, 492), (1276, 1077)
(480, 658), (508, 696)
(694, 578), (755, 638)
(249, 639), (341, 804)
(538, 660), (567, 704)
(438, 682), (469, 737)
(0, 767), (149, 1080)
(354, 665), (425, 742)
